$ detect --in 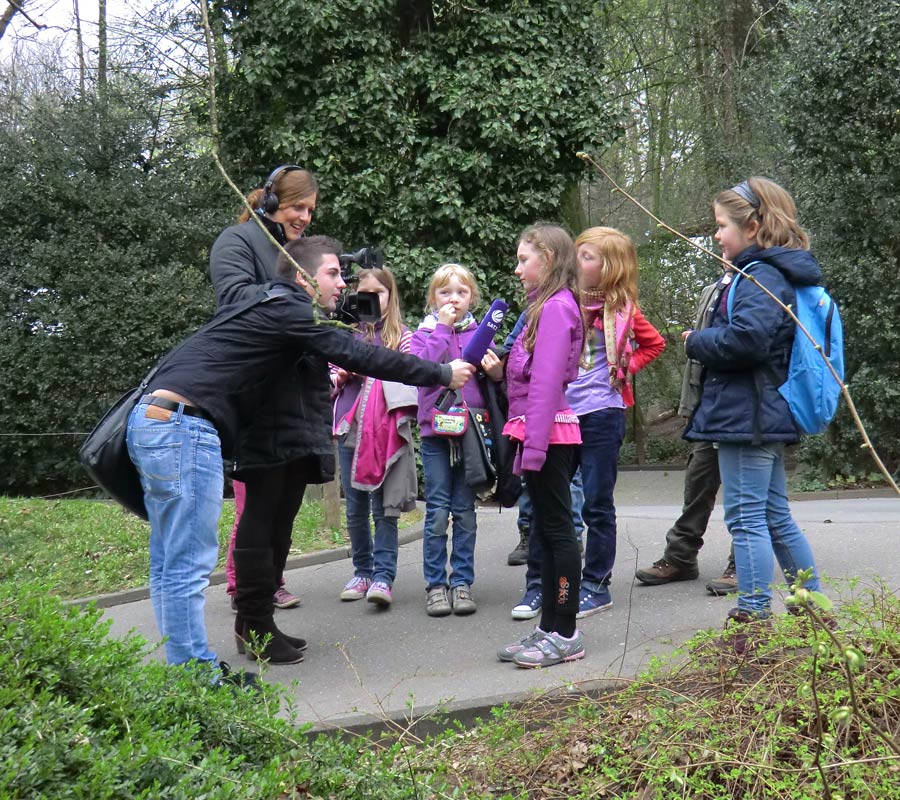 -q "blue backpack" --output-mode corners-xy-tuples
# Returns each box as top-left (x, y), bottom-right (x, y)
(727, 268), (844, 435)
